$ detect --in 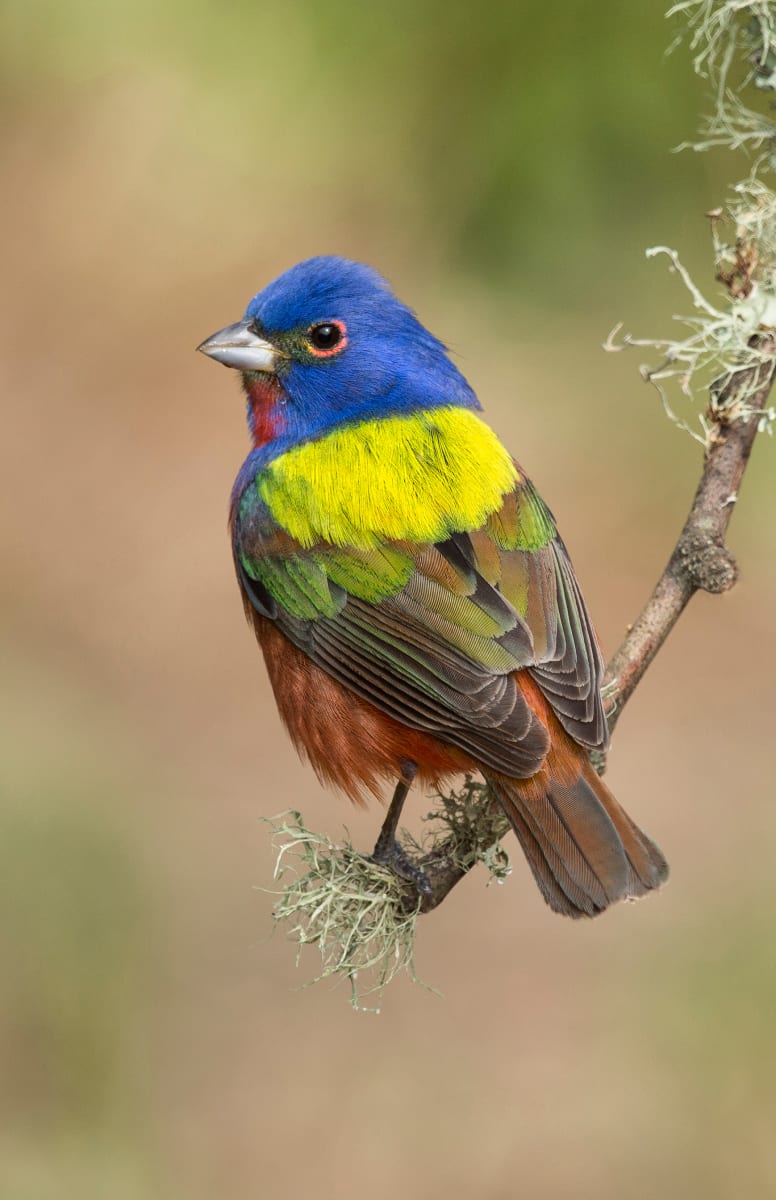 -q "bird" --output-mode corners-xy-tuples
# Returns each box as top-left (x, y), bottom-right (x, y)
(198, 256), (668, 918)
